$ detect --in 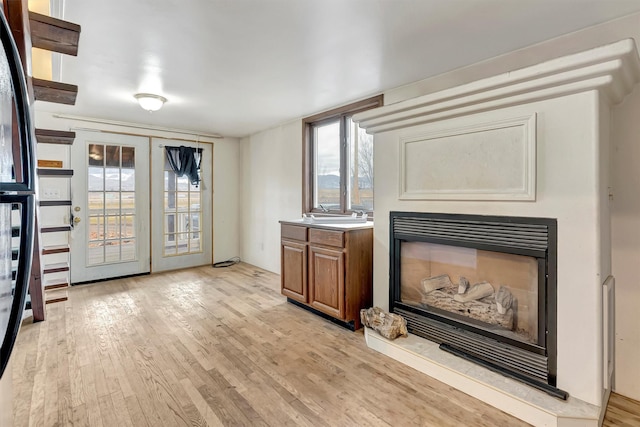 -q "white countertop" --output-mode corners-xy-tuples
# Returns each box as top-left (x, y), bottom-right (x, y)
(280, 219), (374, 230)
